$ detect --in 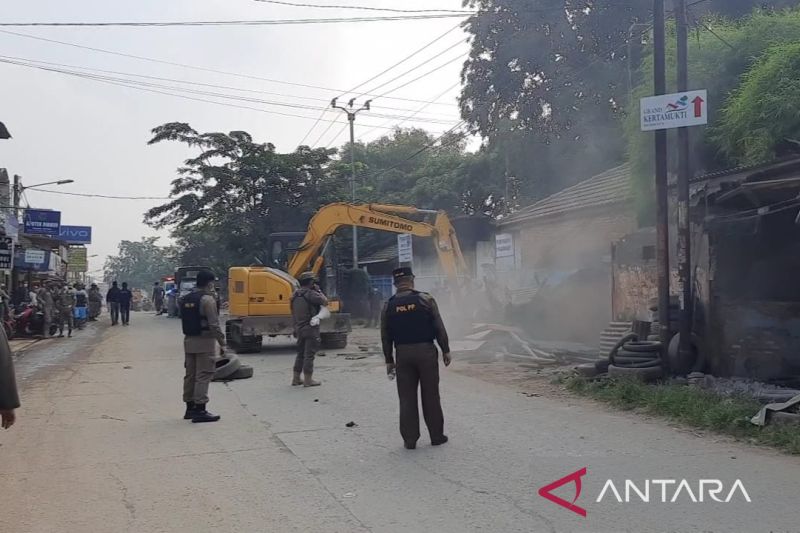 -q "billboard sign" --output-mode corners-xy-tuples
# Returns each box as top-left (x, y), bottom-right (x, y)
(640, 89), (708, 131)
(397, 234), (413, 263)
(23, 209), (61, 236)
(68, 246), (88, 272)
(0, 237), (12, 270)
(59, 225), (92, 244)
(495, 233), (515, 258)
